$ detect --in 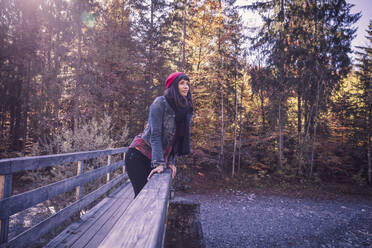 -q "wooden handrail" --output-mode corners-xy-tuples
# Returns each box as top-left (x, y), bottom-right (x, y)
(0, 147), (128, 174)
(0, 160), (125, 218)
(0, 175), (11, 244)
(4, 175), (128, 248)
(99, 170), (172, 248)
(0, 147), (172, 248)
(0, 147), (128, 247)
